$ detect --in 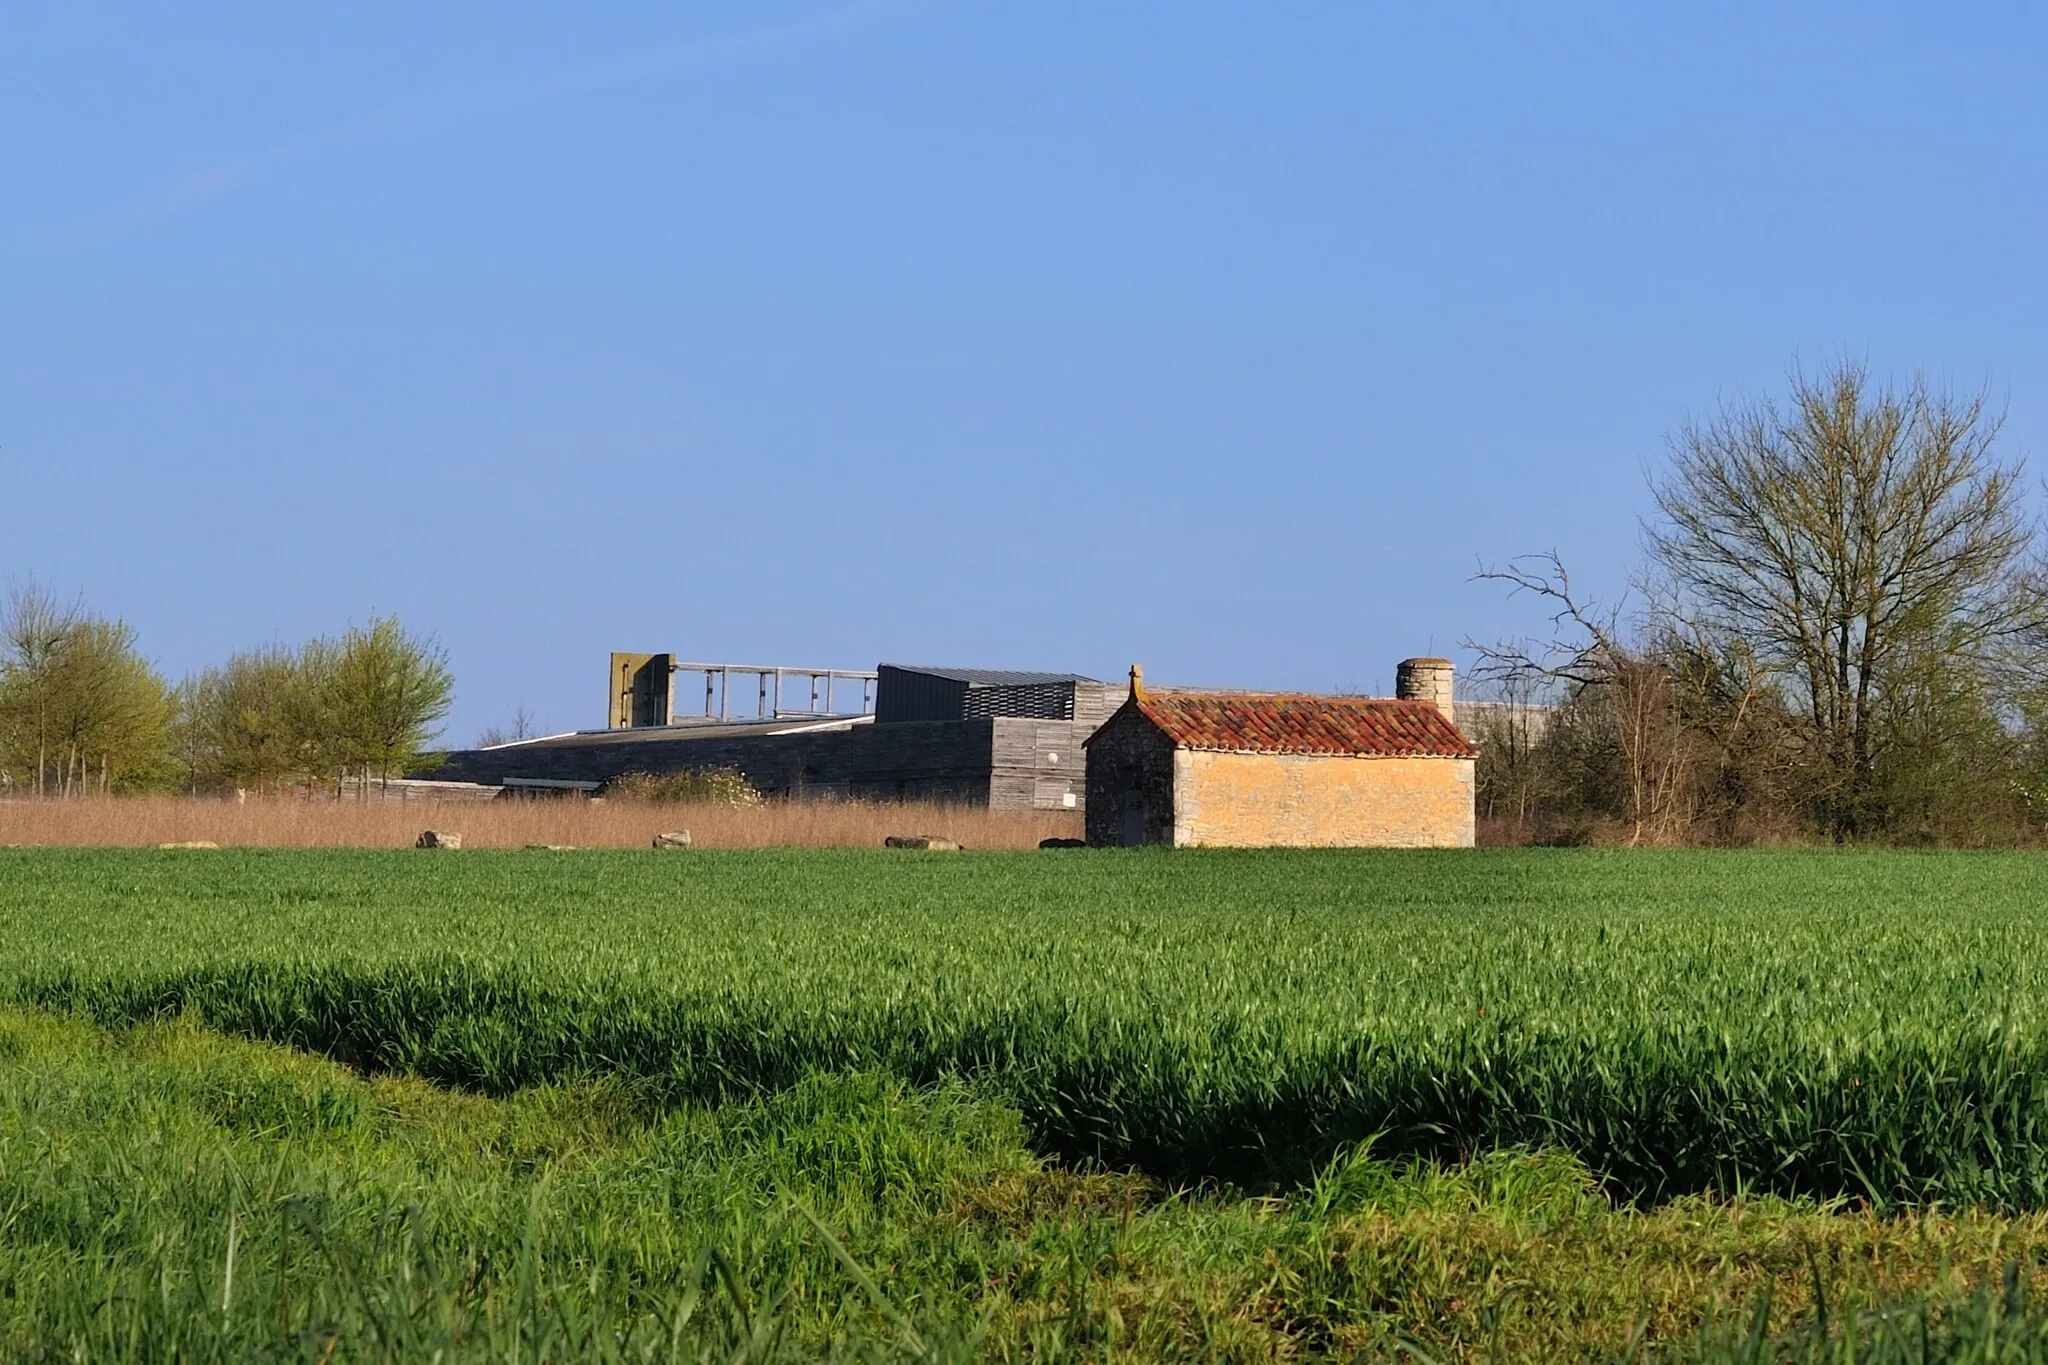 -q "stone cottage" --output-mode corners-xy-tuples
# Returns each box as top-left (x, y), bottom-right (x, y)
(1082, 659), (1477, 848)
